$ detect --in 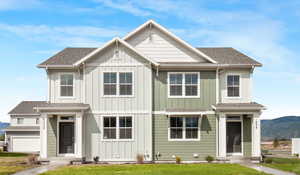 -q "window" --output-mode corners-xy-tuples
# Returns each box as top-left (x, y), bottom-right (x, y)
(17, 118), (24, 125)
(36, 118), (40, 125)
(168, 72), (199, 97)
(60, 74), (74, 97)
(169, 117), (199, 140)
(227, 75), (240, 97)
(103, 72), (133, 96)
(103, 116), (133, 140)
